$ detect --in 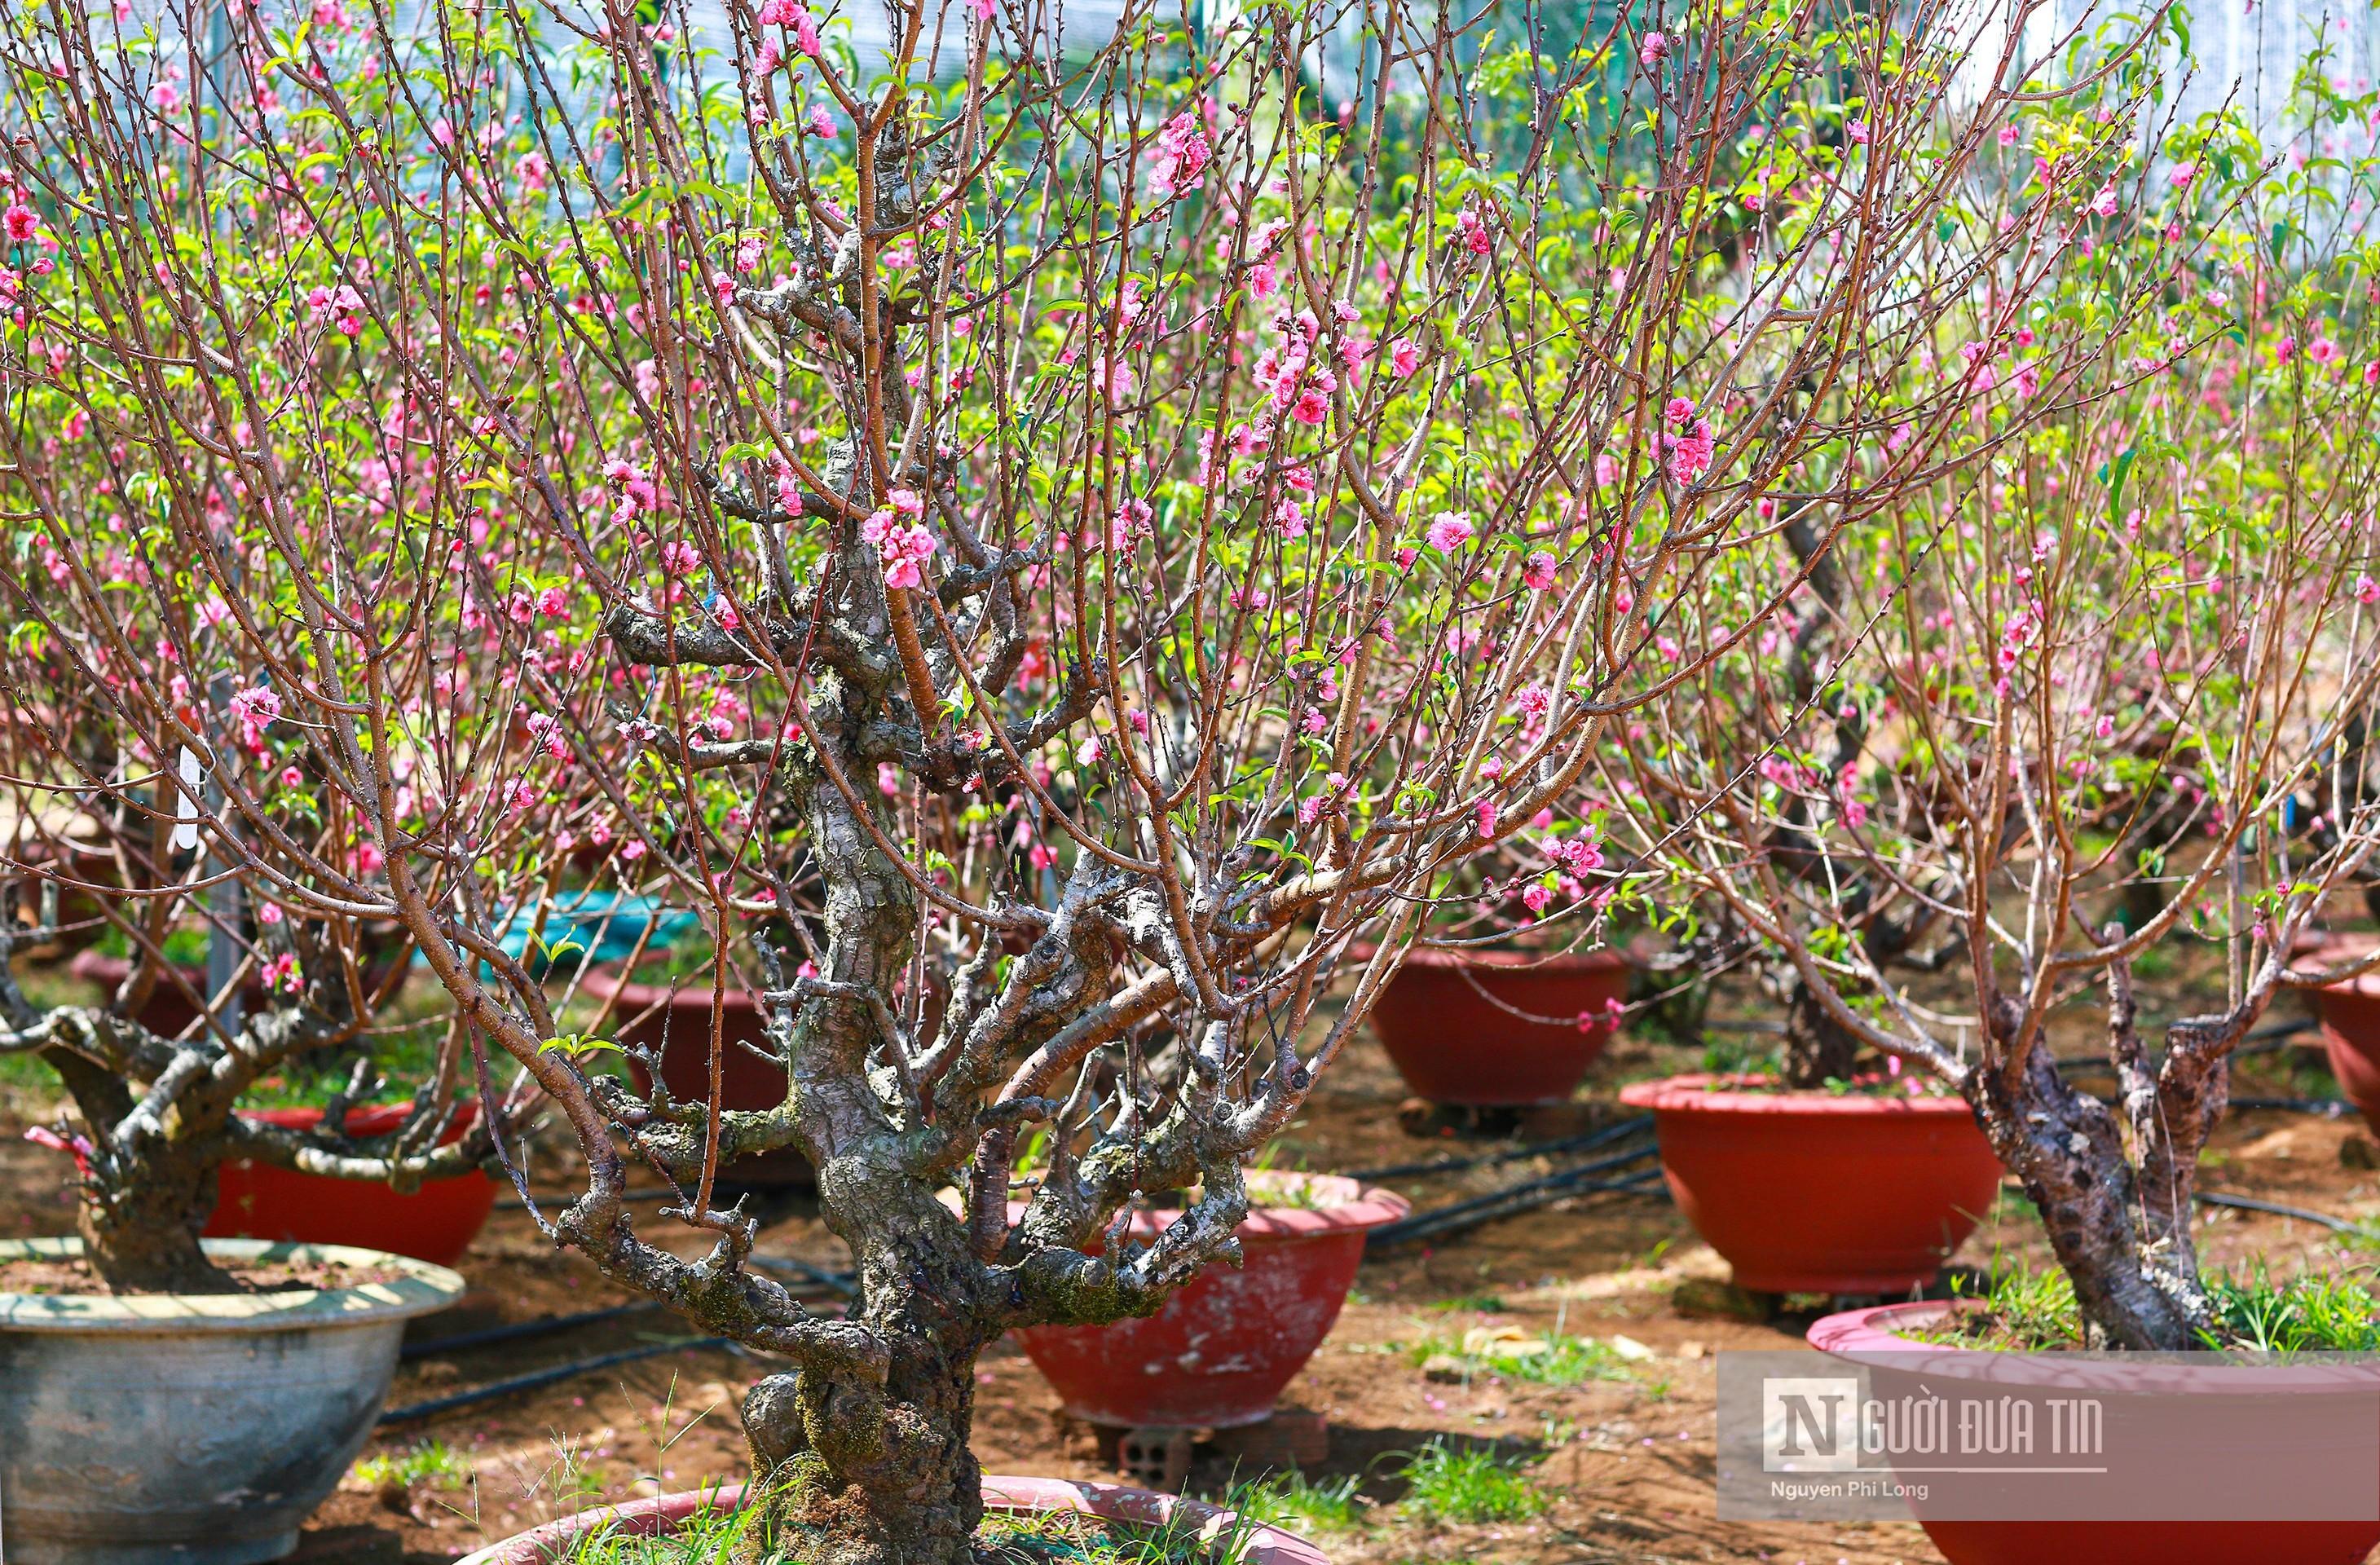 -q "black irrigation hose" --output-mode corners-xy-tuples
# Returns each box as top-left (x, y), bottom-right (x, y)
(494, 1187), (679, 1213)
(402, 1303), (663, 1360)
(1366, 1140), (1665, 1251)
(2229, 1096), (2356, 1118)
(1368, 1168), (1668, 1253)
(2055, 1014), (2319, 1075)
(750, 1254), (860, 1296)
(2193, 1190), (2369, 1233)
(1346, 1114), (1657, 1183)
(378, 1337), (732, 1426)
(423, 1272), (847, 1360)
